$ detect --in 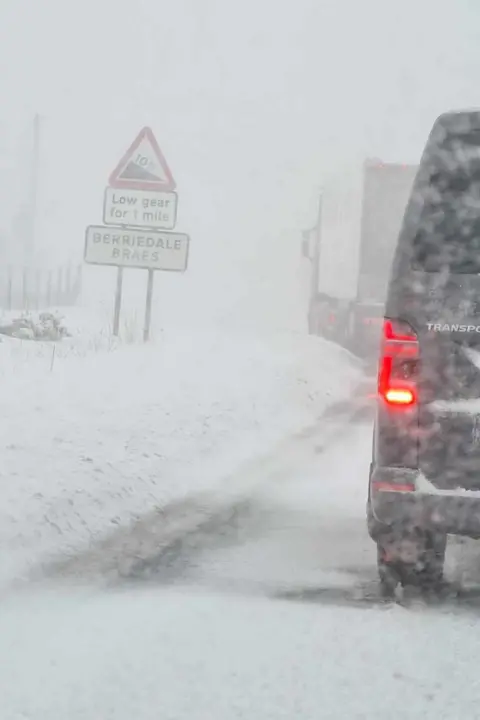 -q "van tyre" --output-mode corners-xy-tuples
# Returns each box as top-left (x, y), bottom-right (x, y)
(377, 549), (402, 598)
(376, 531), (446, 596)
